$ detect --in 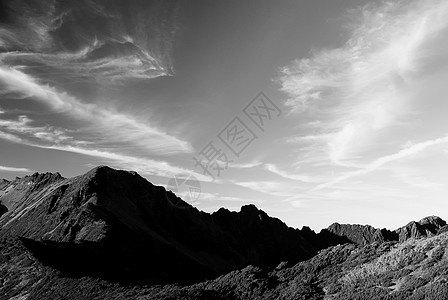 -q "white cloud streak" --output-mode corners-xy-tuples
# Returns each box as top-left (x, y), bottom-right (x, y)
(231, 180), (296, 197)
(0, 65), (192, 155)
(0, 128), (209, 182)
(312, 135), (448, 191)
(0, 115), (75, 144)
(264, 163), (314, 183)
(0, 0), (178, 83)
(279, 0), (448, 165)
(0, 165), (32, 173)
(229, 161), (262, 169)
